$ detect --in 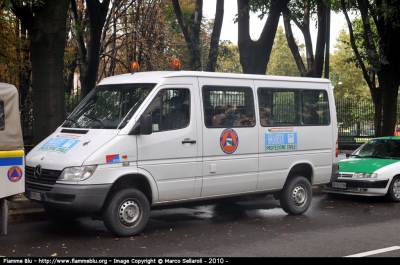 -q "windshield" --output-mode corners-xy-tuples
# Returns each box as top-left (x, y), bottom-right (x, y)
(351, 139), (400, 159)
(62, 83), (156, 129)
